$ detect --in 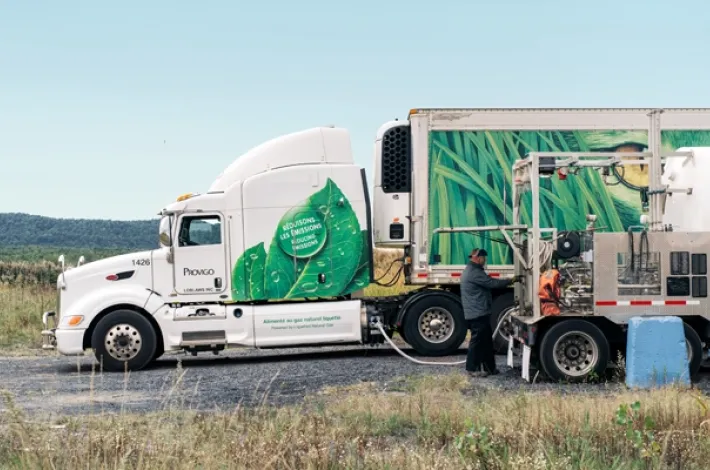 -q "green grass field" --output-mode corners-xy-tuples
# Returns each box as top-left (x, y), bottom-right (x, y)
(3, 371), (710, 469)
(4, 251), (710, 468)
